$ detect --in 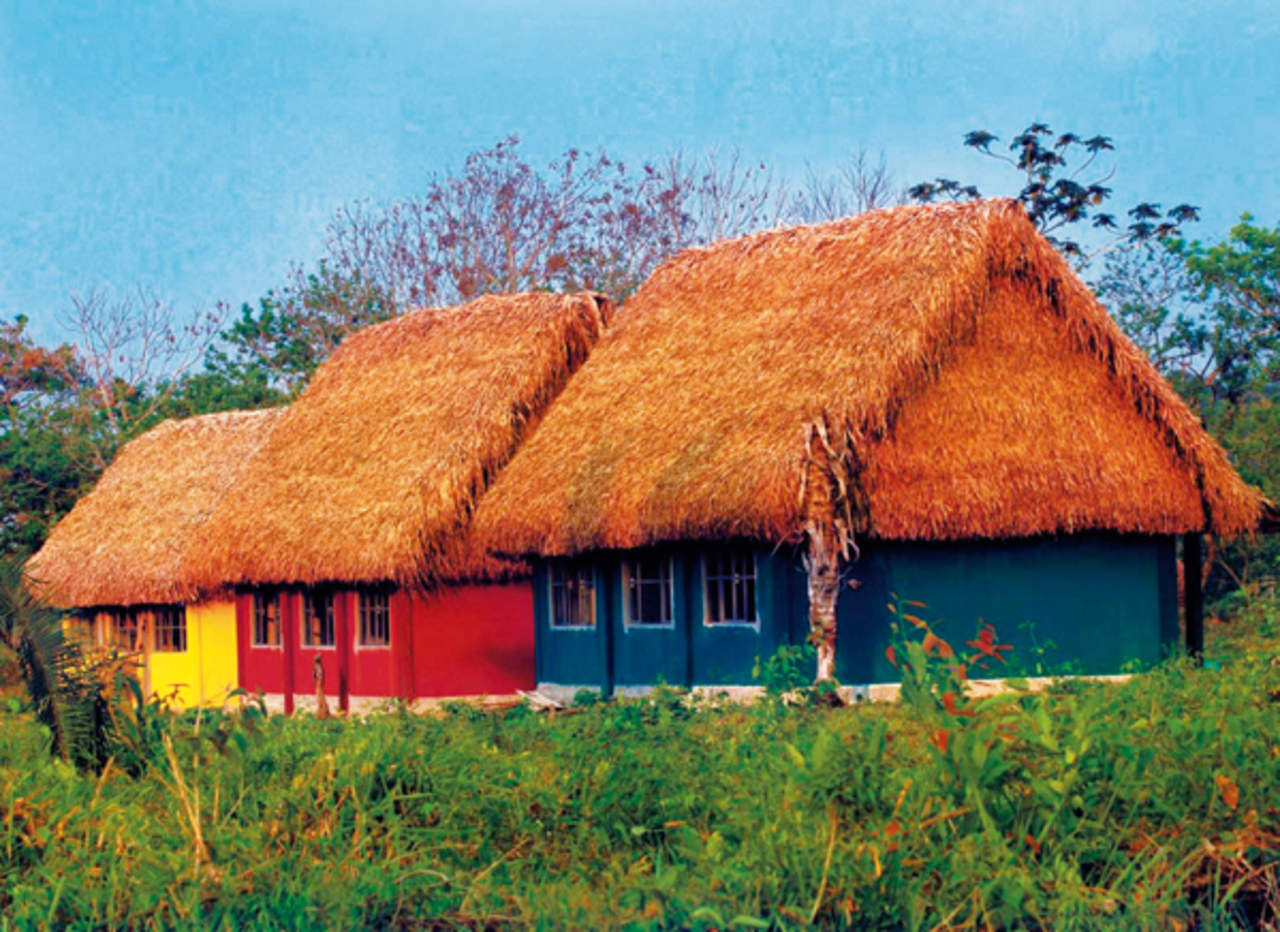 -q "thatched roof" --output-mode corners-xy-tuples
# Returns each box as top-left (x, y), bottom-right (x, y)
(473, 200), (1263, 556)
(26, 408), (286, 608)
(186, 292), (610, 589)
